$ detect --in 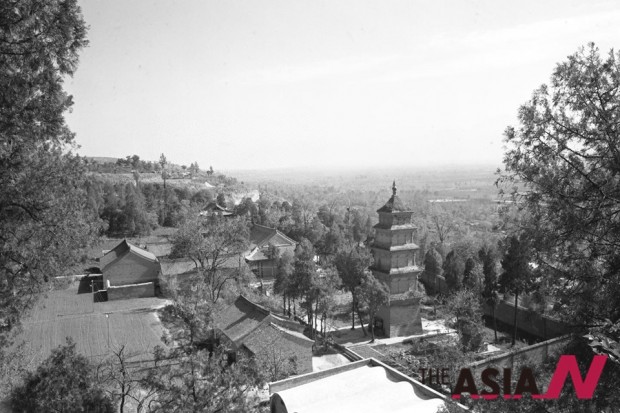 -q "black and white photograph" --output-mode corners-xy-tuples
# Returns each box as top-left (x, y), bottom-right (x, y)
(1, 1), (620, 412)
